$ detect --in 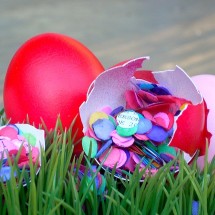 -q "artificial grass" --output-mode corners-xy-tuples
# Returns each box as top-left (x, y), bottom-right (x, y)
(0, 109), (214, 215)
